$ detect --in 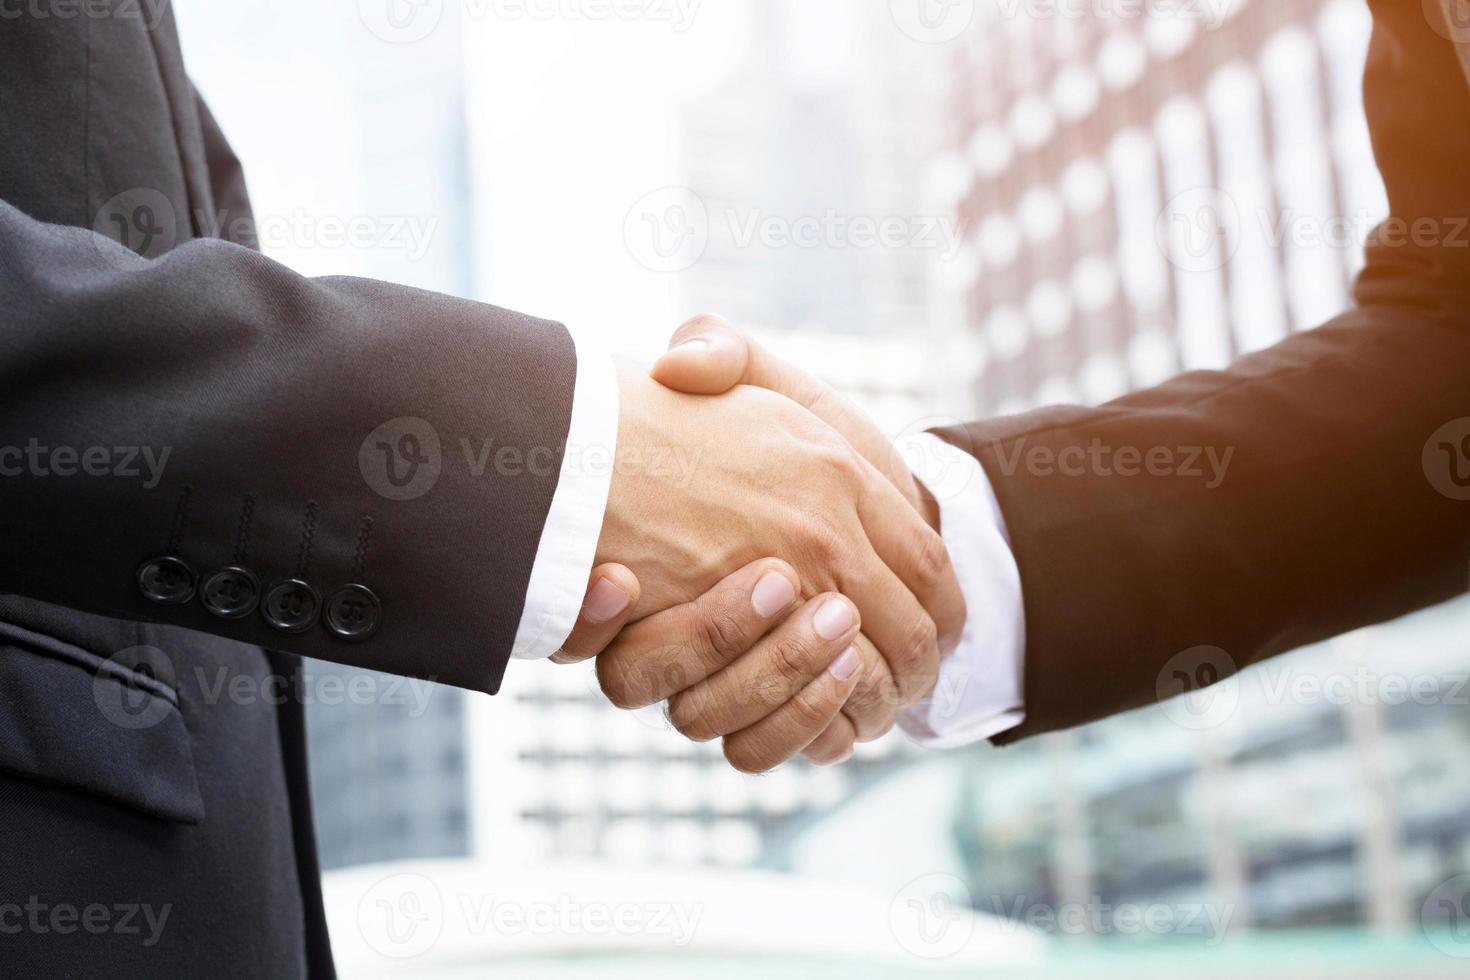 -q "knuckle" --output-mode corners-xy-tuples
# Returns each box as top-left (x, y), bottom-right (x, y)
(667, 691), (717, 742)
(787, 686), (835, 731)
(803, 383), (844, 422)
(768, 634), (817, 688)
(891, 614), (939, 686)
(750, 671), (797, 708)
(805, 733), (854, 766)
(911, 528), (951, 591)
(723, 737), (774, 775)
(798, 515), (847, 569)
(692, 609), (748, 667)
(848, 702), (897, 742)
(597, 652), (684, 711)
(596, 654), (643, 710)
(909, 613), (940, 659)
(845, 670), (899, 741)
(936, 600), (967, 654)
(817, 438), (864, 487)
